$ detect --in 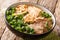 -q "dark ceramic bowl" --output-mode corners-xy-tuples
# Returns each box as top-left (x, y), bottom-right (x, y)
(5, 2), (56, 38)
